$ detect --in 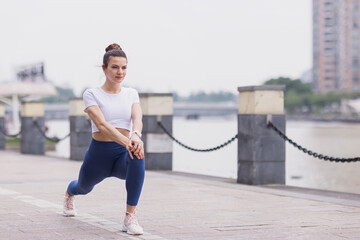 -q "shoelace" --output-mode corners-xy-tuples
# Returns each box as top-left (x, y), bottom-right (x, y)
(65, 196), (74, 210)
(126, 212), (139, 226)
